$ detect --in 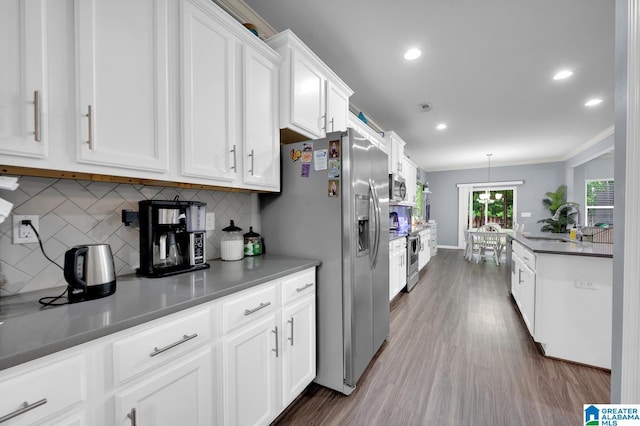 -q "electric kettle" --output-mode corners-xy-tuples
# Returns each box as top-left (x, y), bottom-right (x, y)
(64, 244), (116, 303)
